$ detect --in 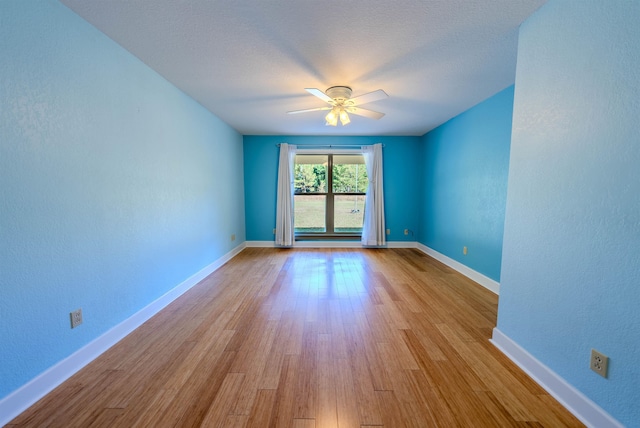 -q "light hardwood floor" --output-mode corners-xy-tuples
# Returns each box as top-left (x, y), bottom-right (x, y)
(7, 248), (583, 427)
